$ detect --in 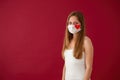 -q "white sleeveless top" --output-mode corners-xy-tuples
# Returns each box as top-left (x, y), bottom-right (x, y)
(64, 49), (89, 80)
